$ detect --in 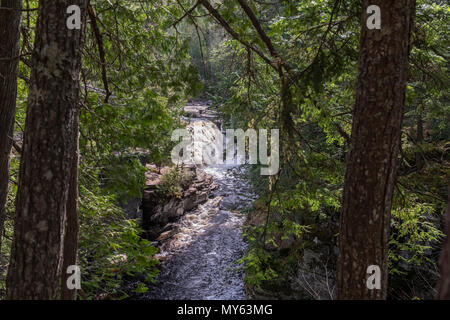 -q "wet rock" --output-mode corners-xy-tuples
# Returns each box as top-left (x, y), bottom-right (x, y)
(196, 191), (208, 204)
(183, 196), (197, 212)
(142, 165), (215, 241)
(219, 196), (237, 211)
(156, 227), (179, 241)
